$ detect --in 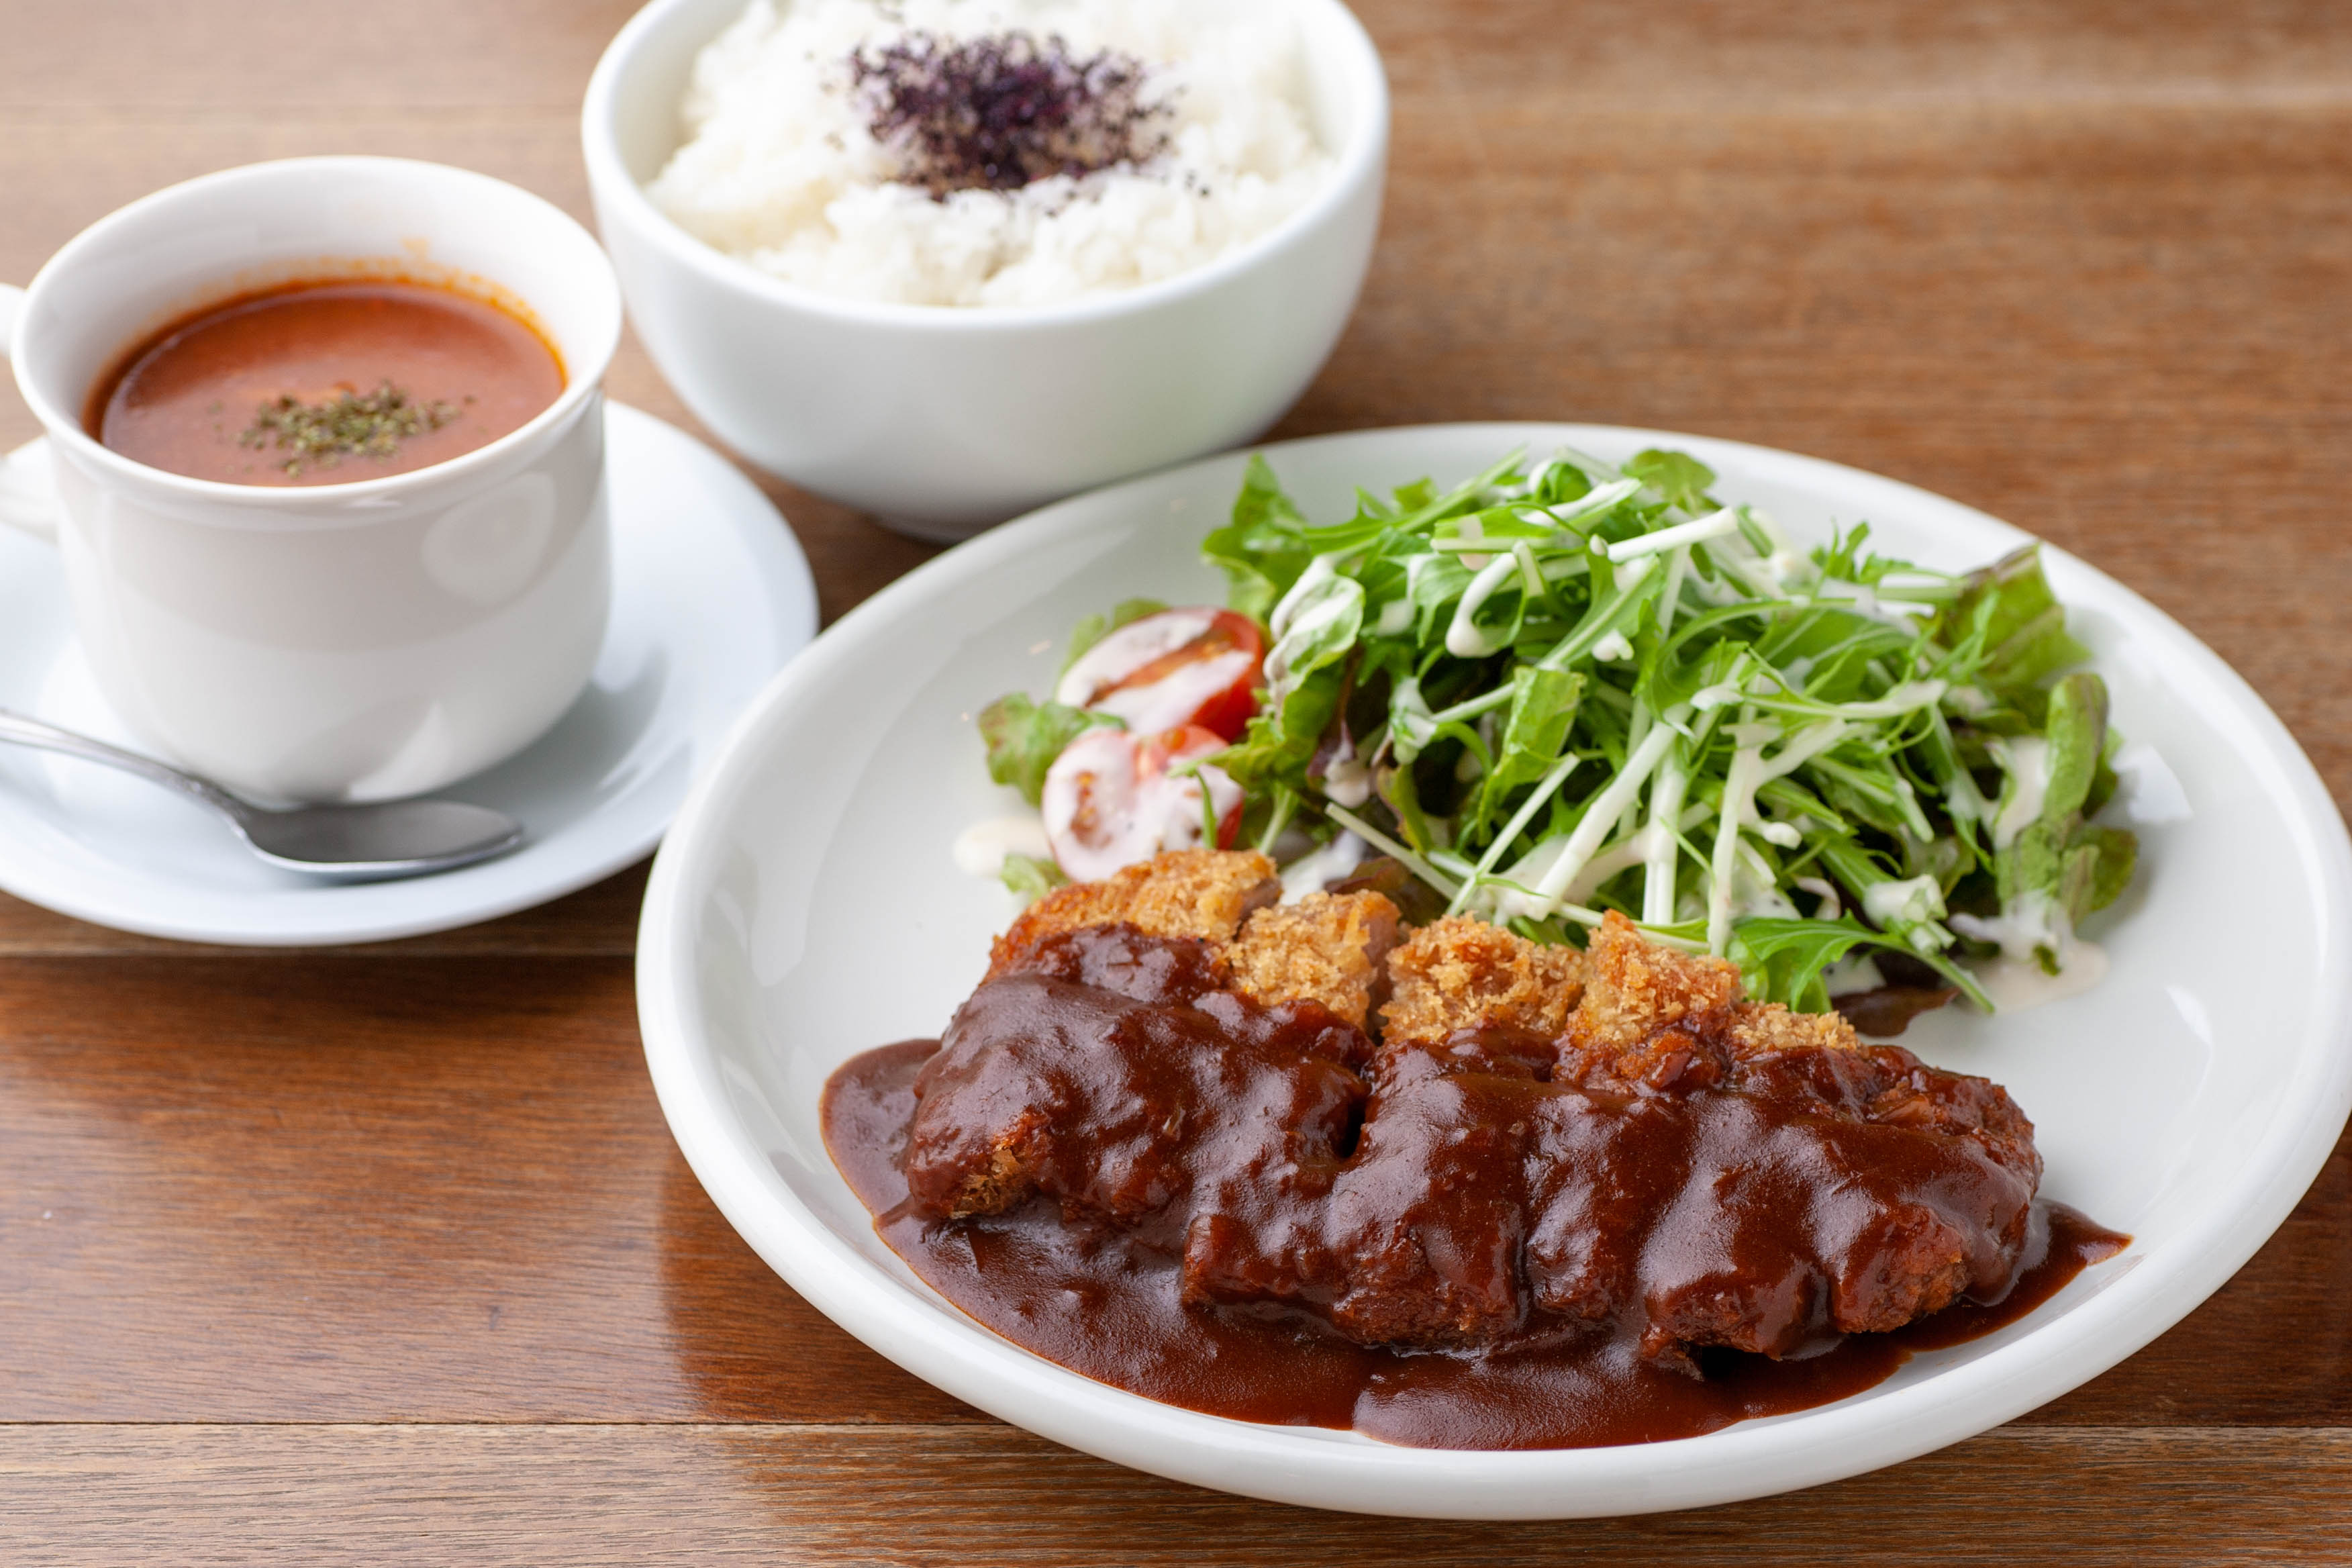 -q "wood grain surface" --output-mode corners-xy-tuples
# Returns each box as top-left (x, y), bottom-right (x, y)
(3, 0), (2350, 1559)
